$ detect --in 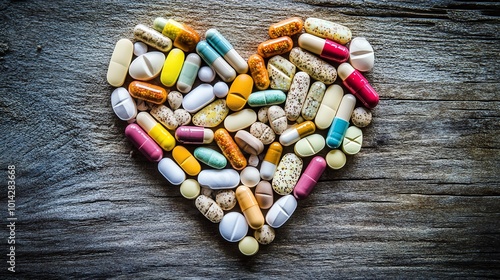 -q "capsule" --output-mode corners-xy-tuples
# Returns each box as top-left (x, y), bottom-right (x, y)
(133, 24), (173, 52)
(337, 63), (379, 109)
(136, 112), (176, 151)
(177, 53), (201, 93)
(260, 142), (283, 180)
(269, 17), (304, 39)
(257, 36), (294, 58)
(293, 156), (327, 200)
(175, 126), (214, 144)
(206, 28), (248, 74)
(326, 94), (356, 149)
(128, 81), (166, 105)
(298, 33), (349, 64)
(160, 48), (185, 87)
(248, 90), (286, 107)
(196, 41), (236, 82)
(125, 123), (163, 162)
(248, 54), (270, 90)
(194, 147), (227, 169)
(236, 185), (265, 230)
(304, 17), (352, 45)
(172, 146), (201, 176)
(153, 17), (200, 52)
(226, 74), (254, 111)
(214, 128), (247, 171)
(279, 121), (316, 146)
